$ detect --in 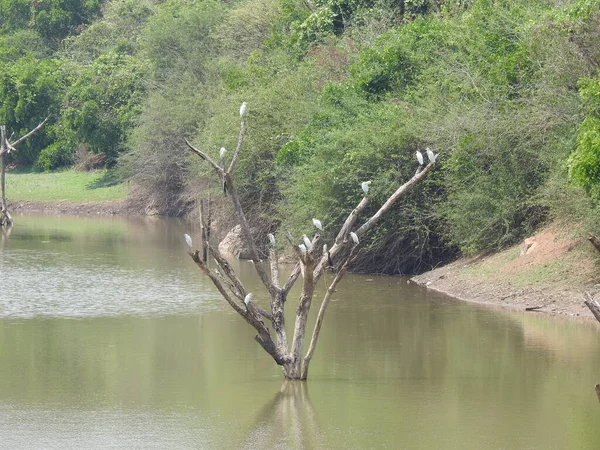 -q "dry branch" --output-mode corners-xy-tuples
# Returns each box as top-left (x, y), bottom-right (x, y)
(184, 102), (437, 379)
(584, 292), (600, 324)
(0, 117), (50, 227)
